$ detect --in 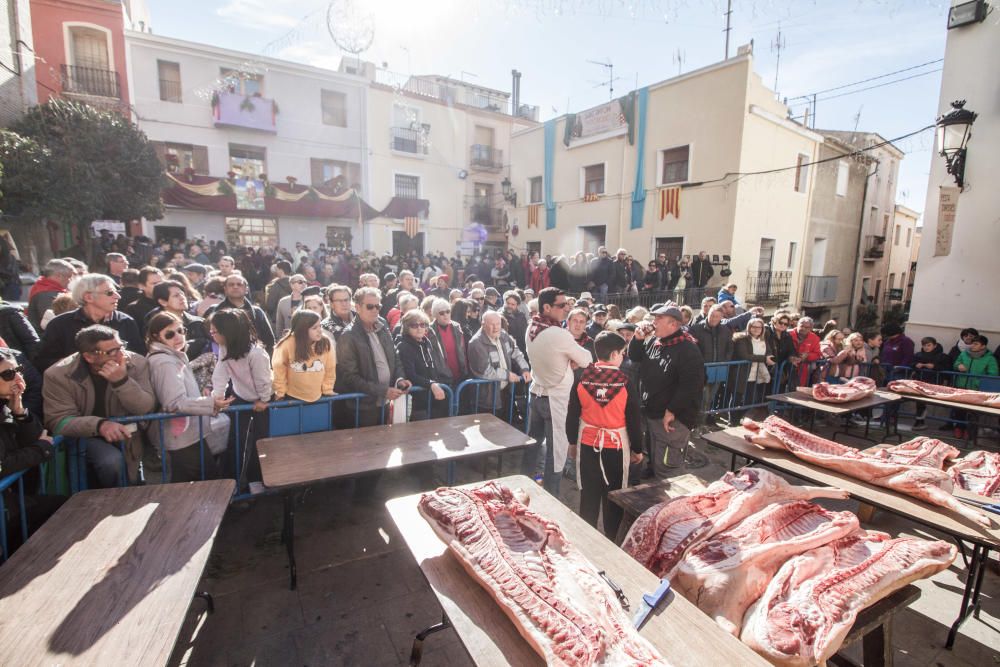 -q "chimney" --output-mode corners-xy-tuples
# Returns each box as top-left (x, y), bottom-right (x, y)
(511, 69), (521, 117)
